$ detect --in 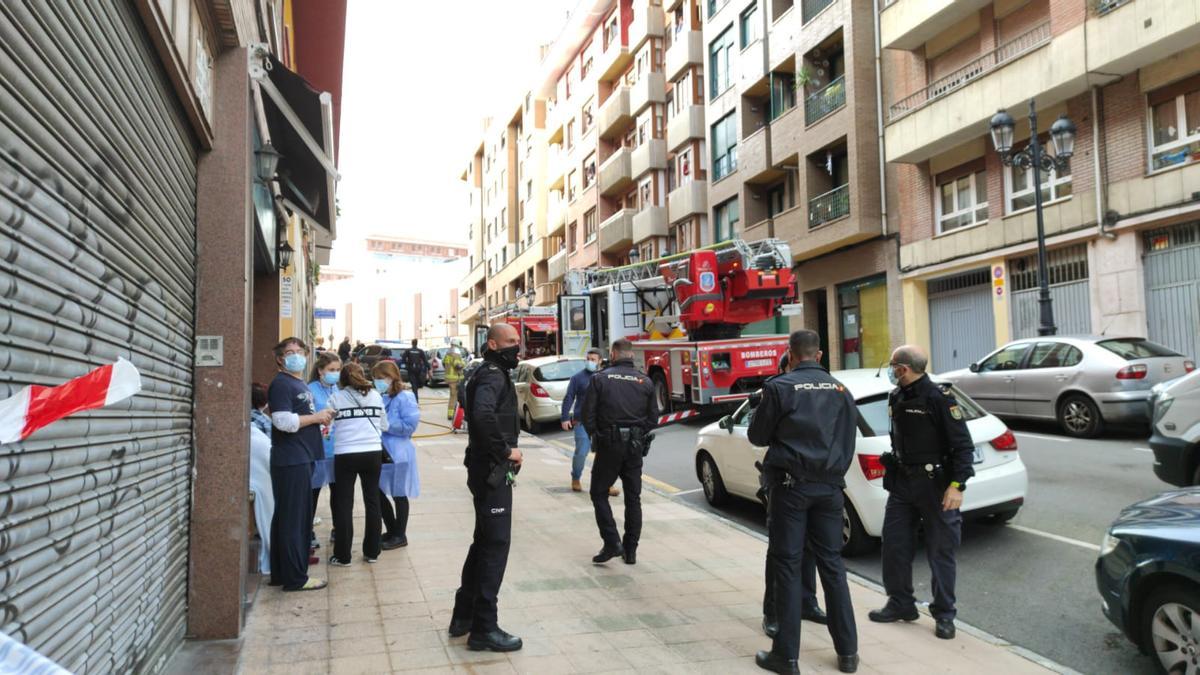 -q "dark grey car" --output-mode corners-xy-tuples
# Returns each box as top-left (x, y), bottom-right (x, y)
(941, 336), (1195, 437)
